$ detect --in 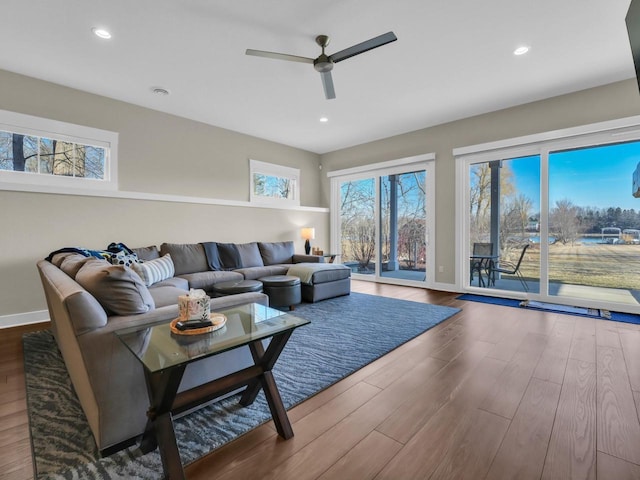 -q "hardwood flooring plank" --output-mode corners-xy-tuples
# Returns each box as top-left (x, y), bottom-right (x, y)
(242, 384), (415, 480)
(428, 409), (510, 480)
(186, 424), (277, 479)
(0, 438), (33, 480)
(597, 346), (640, 465)
(0, 423), (29, 449)
(619, 329), (640, 392)
(363, 344), (448, 389)
(316, 431), (402, 480)
(595, 320), (622, 349)
(597, 451), (640, 480)
(485, 378), (561, 480)
(534, 318), (575, 384)
(375, 340), (494, 443)
(568, 317), (596, 364)
(541, 359), (597, 480)
(192, 381), (382, 480)
(480, 332), (548, 419)
(374, 356), (507, 480)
